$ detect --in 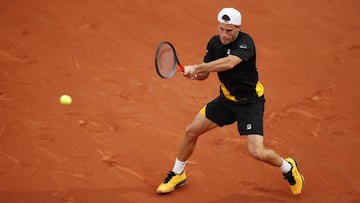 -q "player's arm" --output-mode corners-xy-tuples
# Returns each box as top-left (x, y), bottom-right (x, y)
(193, 63), (209, 80)
(196, 54), (241, 73)
(183, 55), (241, 79)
